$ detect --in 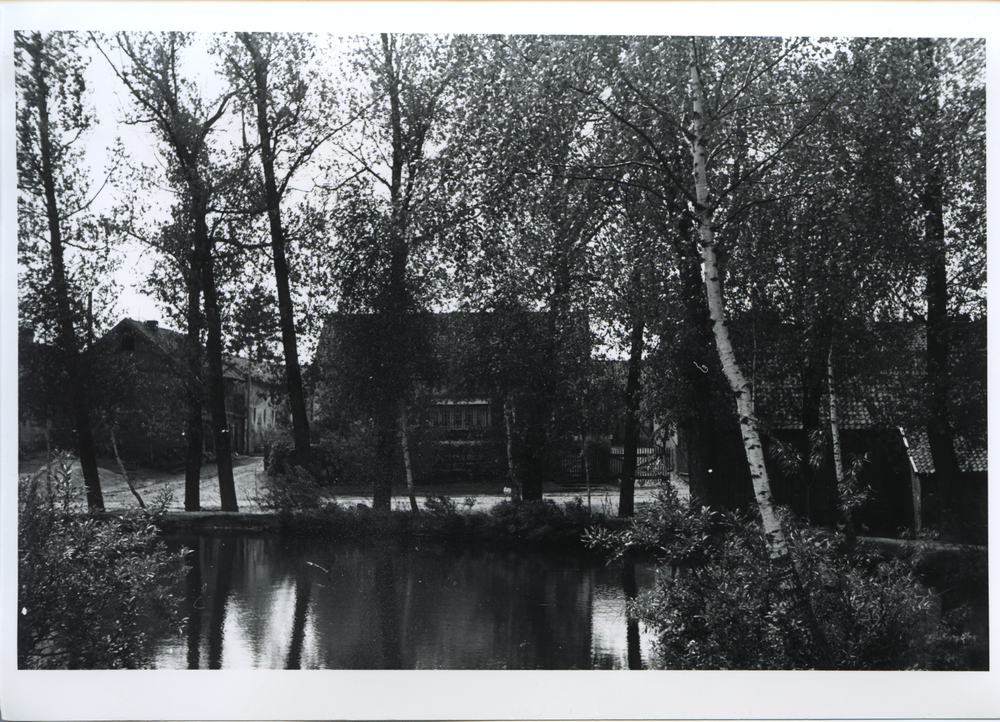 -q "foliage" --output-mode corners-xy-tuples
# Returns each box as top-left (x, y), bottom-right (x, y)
(257, 465), (323, 512)
(17, 455), (187, 669)
(279, 494), (608, 551)
(587, 492), (977, 669)
(486, 498), (596, 546)
(15, 31), (116, 342)
(260, 439), (323, 511)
